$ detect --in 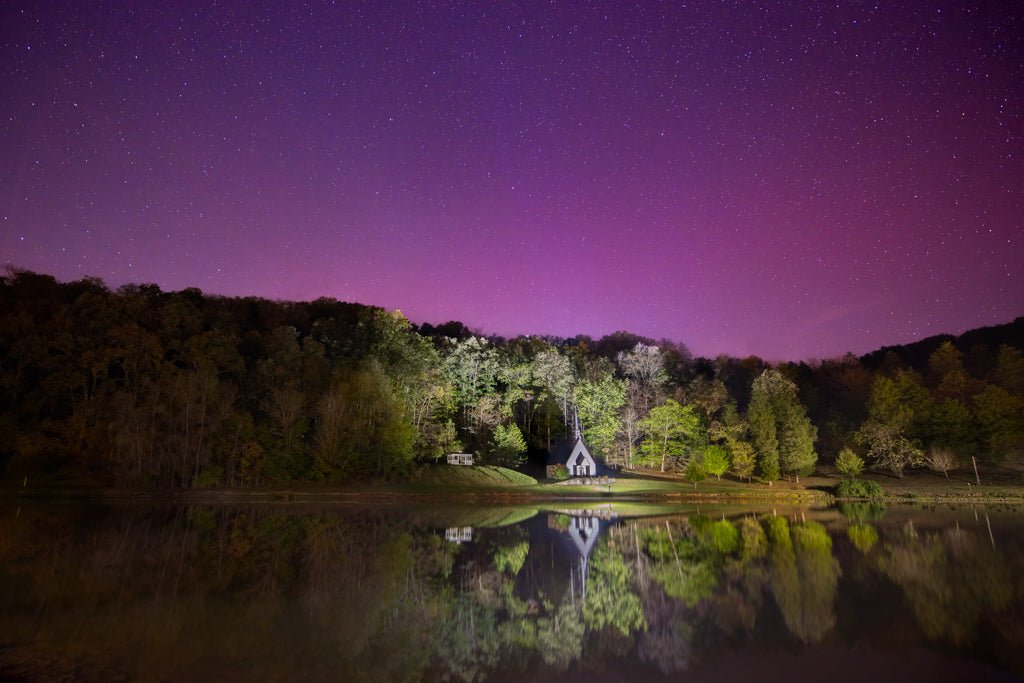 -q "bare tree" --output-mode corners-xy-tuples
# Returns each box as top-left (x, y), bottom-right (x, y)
(617, 343), (666, 413)
(926, 447), (959, 478)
